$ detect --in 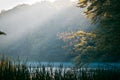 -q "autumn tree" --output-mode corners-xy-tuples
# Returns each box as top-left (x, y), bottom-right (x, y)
(77, 0), (120, 62)
(59, 0), (120, 65)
